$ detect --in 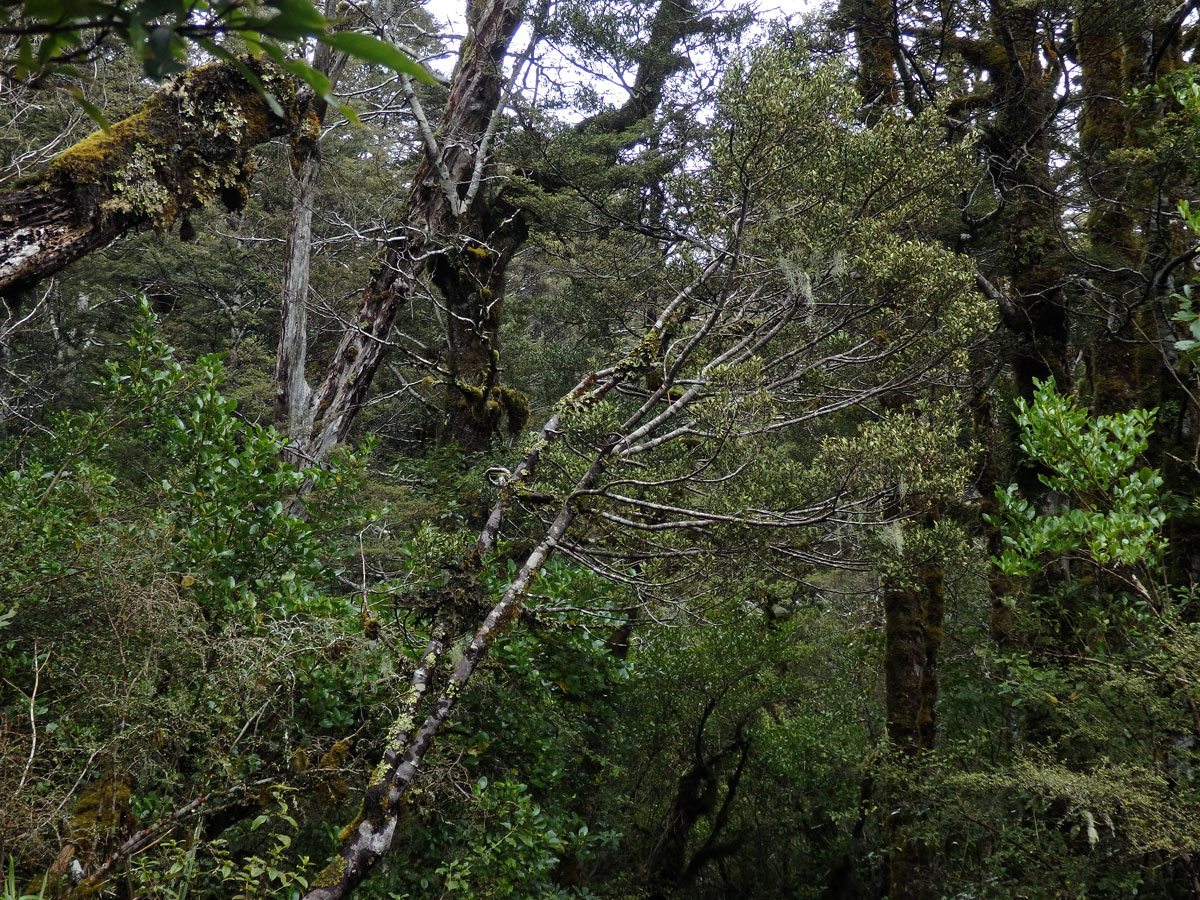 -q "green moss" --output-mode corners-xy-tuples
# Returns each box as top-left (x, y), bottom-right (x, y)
(312, 854), (347, 889)
(338, 805), (365, 842)
(981, 41), (1009, 73)
(453, 382), (487, 401)
(363, 613), (381, 639)
(316, 738), (352, 806)
(35, 57), (308, 233)
(290, 746), (311, 773)
(947, 92), (989, 116)
(320, 738), (352, 769)
(69, 771), (131, 840)
(49, 107), (160, 182)
(500, 387), (530, 436)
